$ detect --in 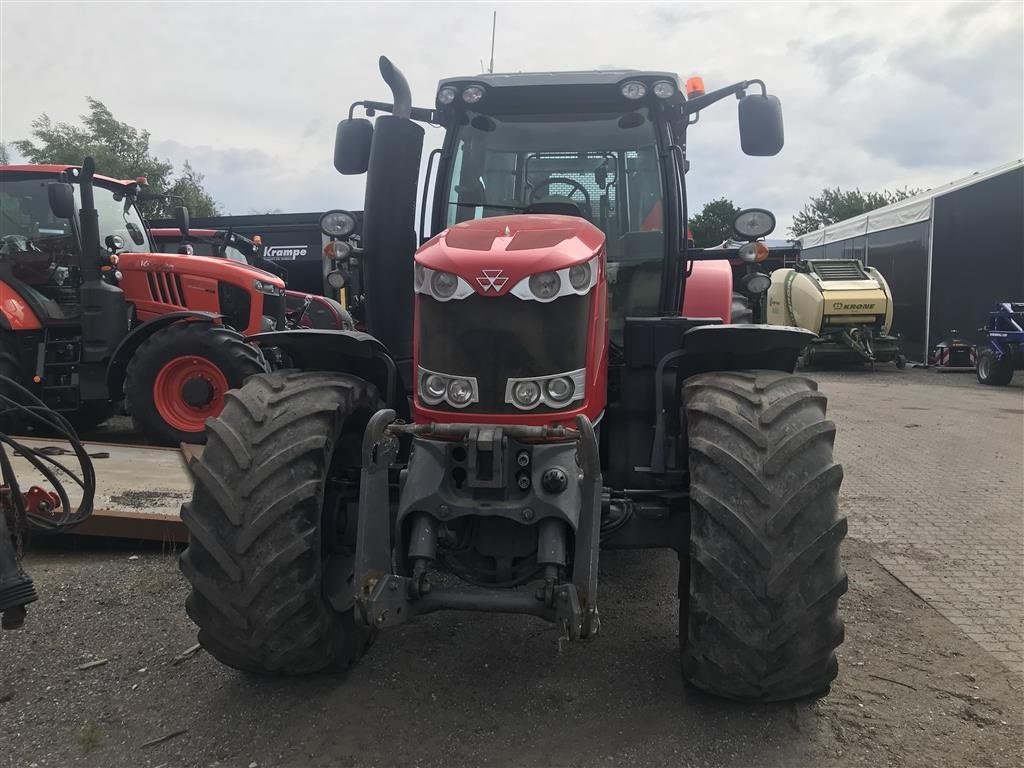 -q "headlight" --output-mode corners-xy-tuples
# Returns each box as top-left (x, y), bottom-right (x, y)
(529, 271), (562, 300)
(621, 81), (647, 100)
(506, 369), (586, 410)
(738, 241), (769, 263)
(652, 80), (676, 99)
(431, 270), (459, 299)
(512, 380), (541, 408)
(437, 86), (457, 105)
(418, 367), (478, 408)
(568, 262), (591, 290)
(326, 239), (352, 261)
(447, 378), (474, 405)
(253, 278), (282, 295)
(545, 376), (575, 405)
(320, 209), (356, 238)
(462, 85), (485, 103)
(740, 272), (772, 294)
(326, 270), (346, 289)
(733, 208), (776, 240)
